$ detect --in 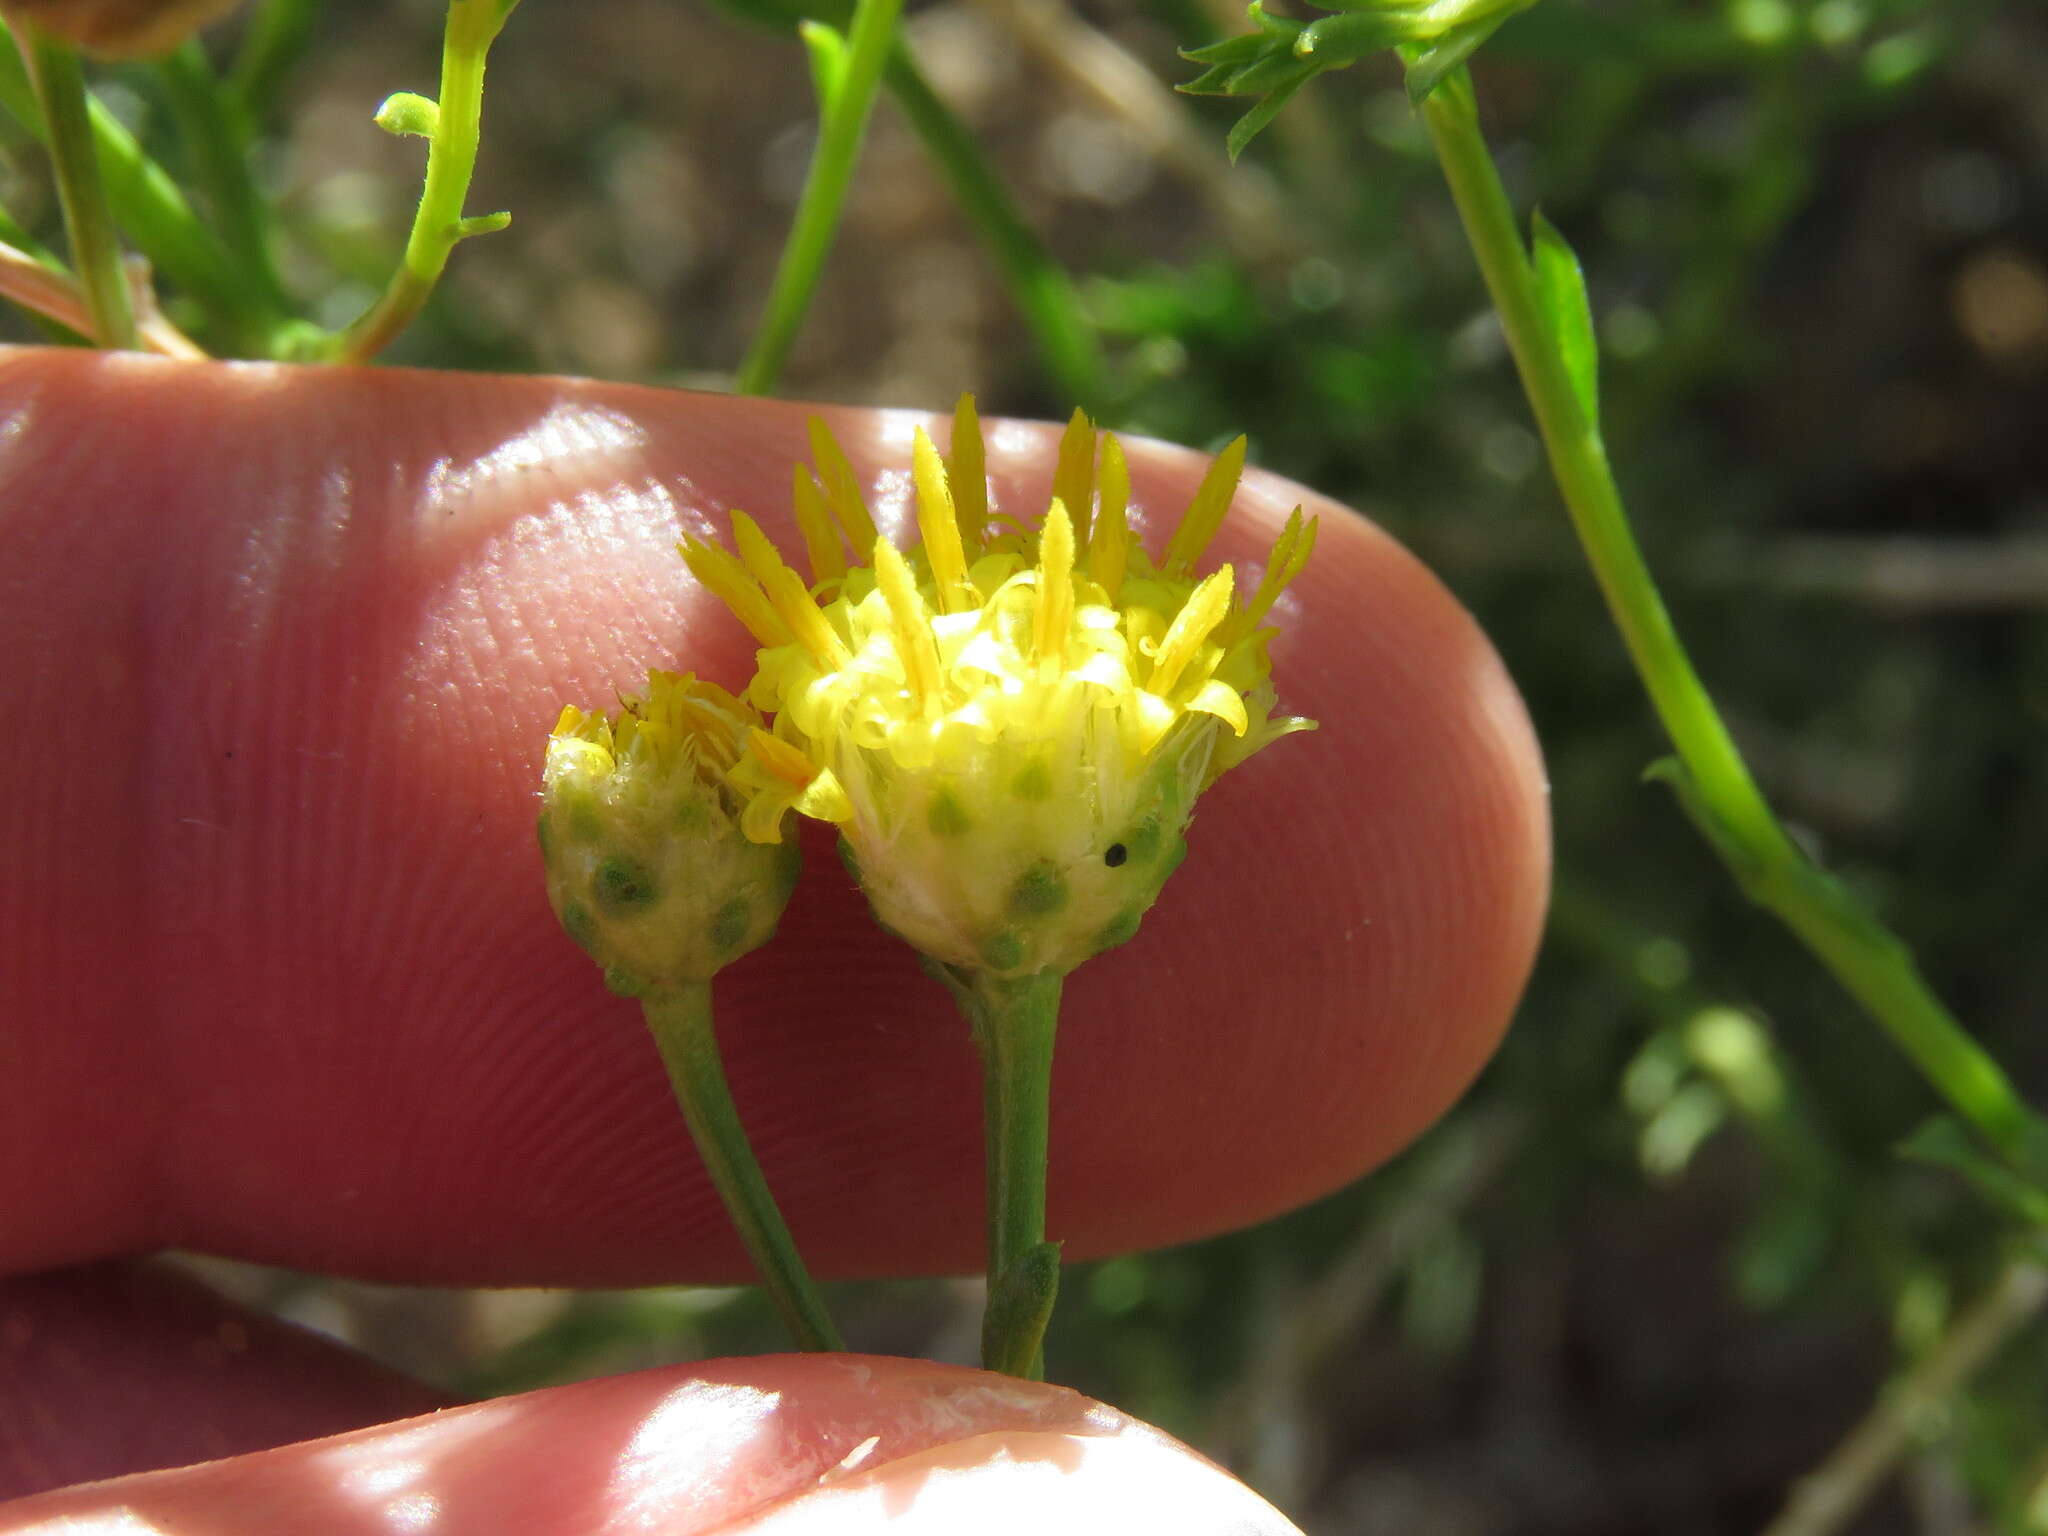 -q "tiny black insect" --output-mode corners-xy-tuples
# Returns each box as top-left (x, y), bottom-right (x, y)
(1103, 843), (1129, 867)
